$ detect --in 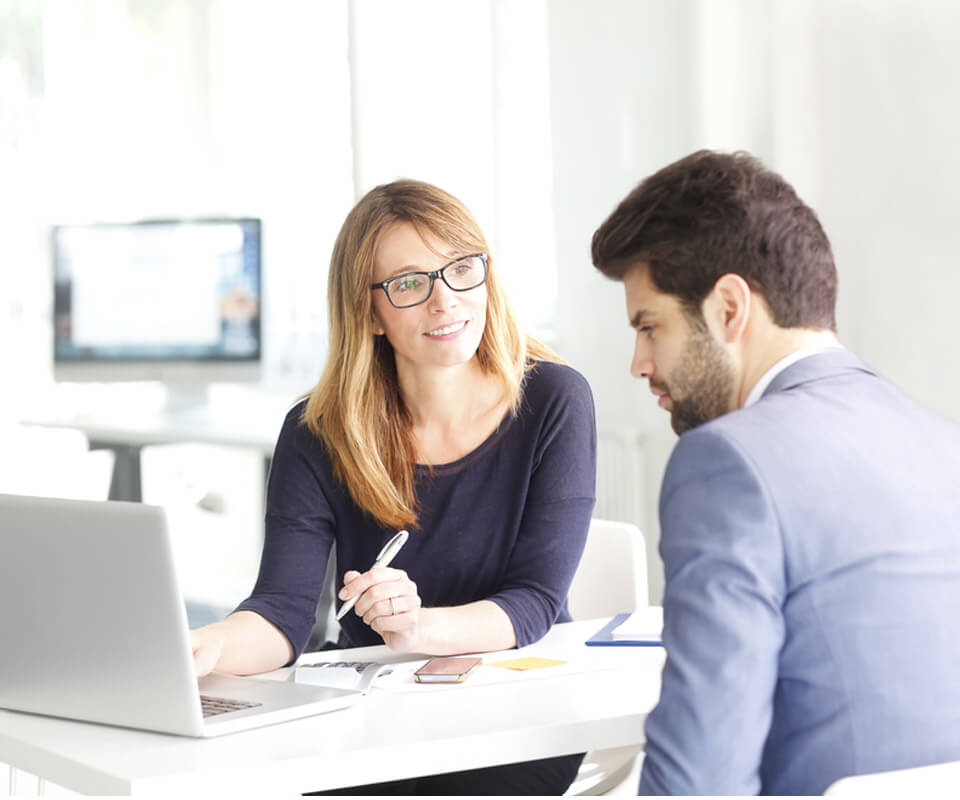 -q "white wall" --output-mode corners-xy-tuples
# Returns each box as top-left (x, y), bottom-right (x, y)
(818, 1), (960, 421)
(547, 0), (701, 601)
(546, 0), (960, 601)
